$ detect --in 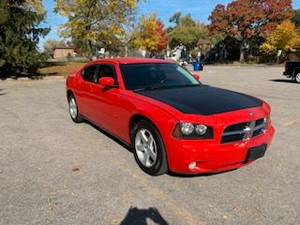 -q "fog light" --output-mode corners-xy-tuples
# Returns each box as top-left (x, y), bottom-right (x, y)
(189, 162), (196, 170)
